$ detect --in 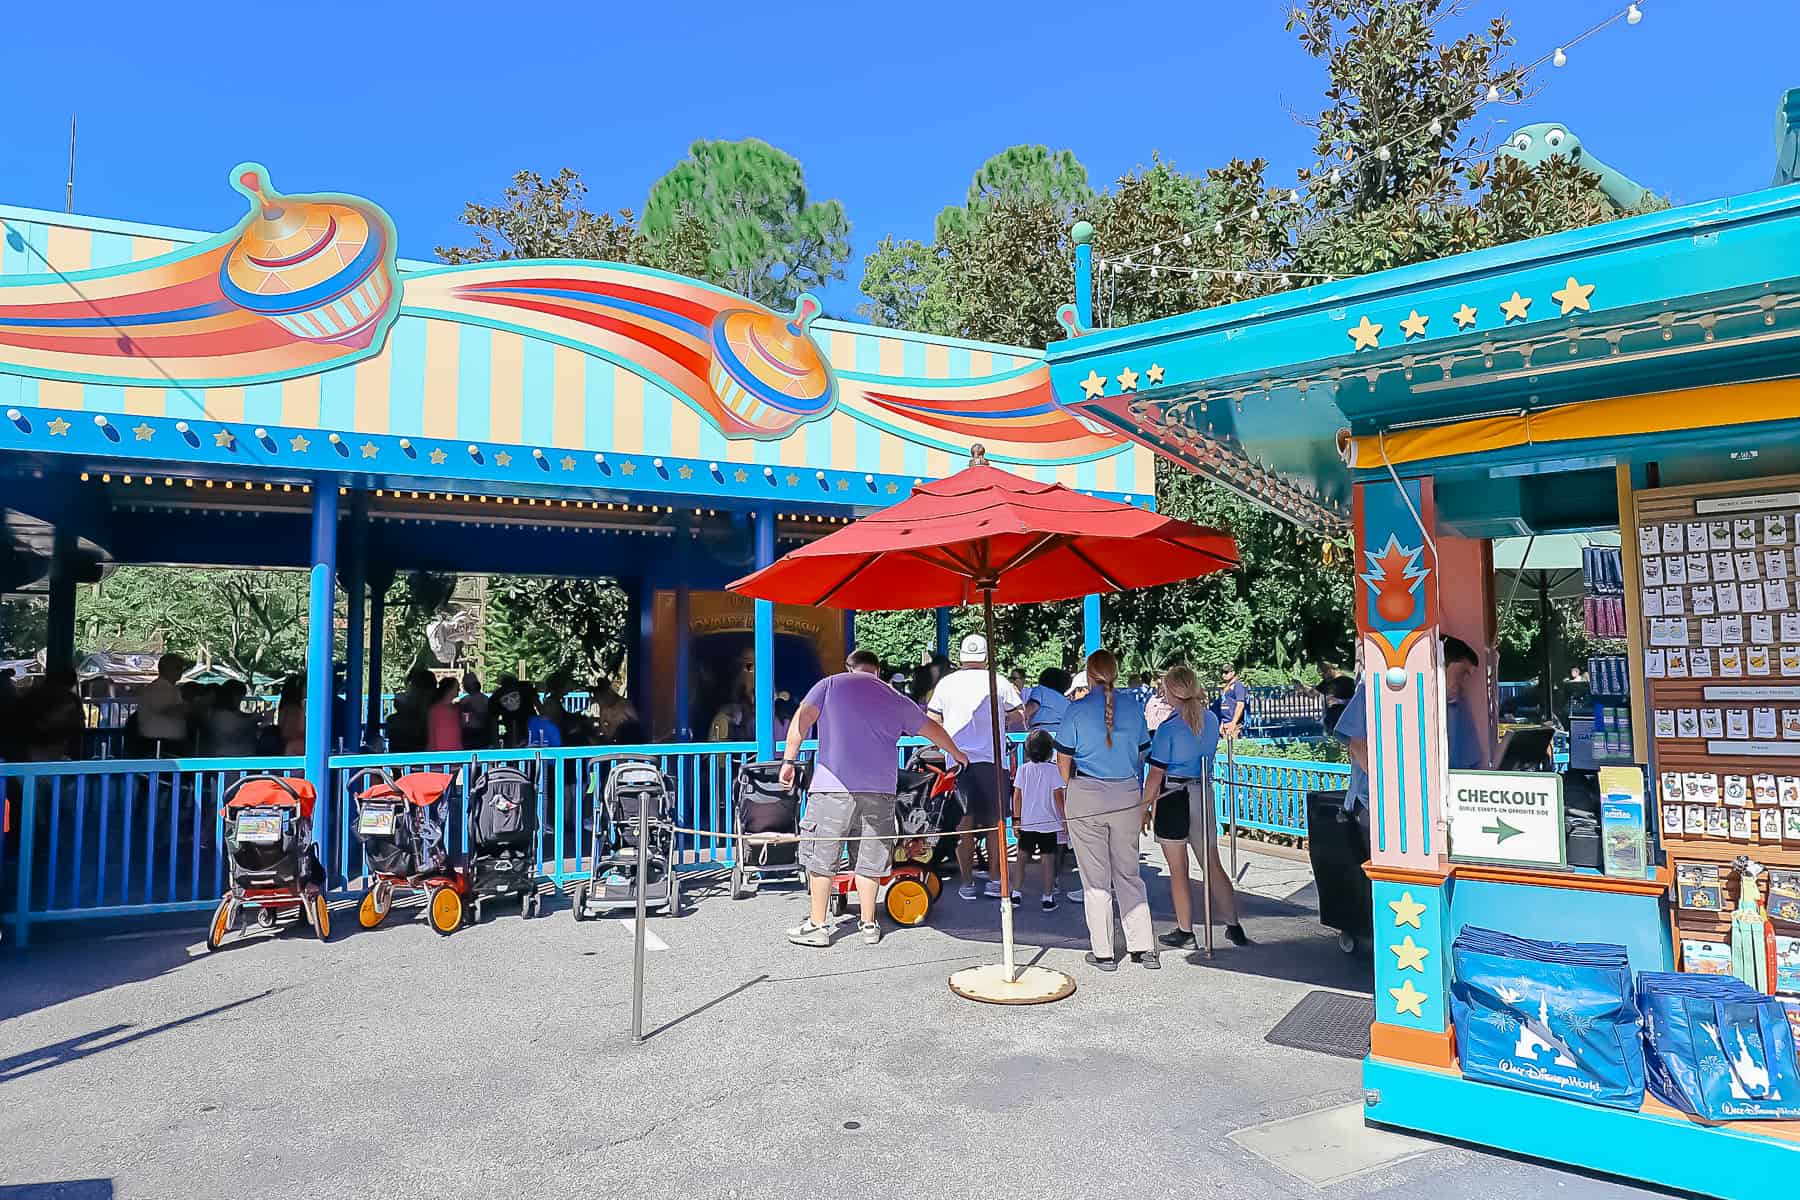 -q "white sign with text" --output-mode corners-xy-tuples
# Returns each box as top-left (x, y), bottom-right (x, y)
(1446, 770), (1566, 868)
